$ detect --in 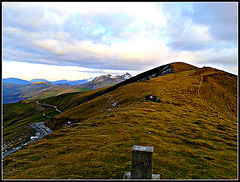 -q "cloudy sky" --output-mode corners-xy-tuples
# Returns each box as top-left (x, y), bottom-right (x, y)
(2, 2), (238, 81)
